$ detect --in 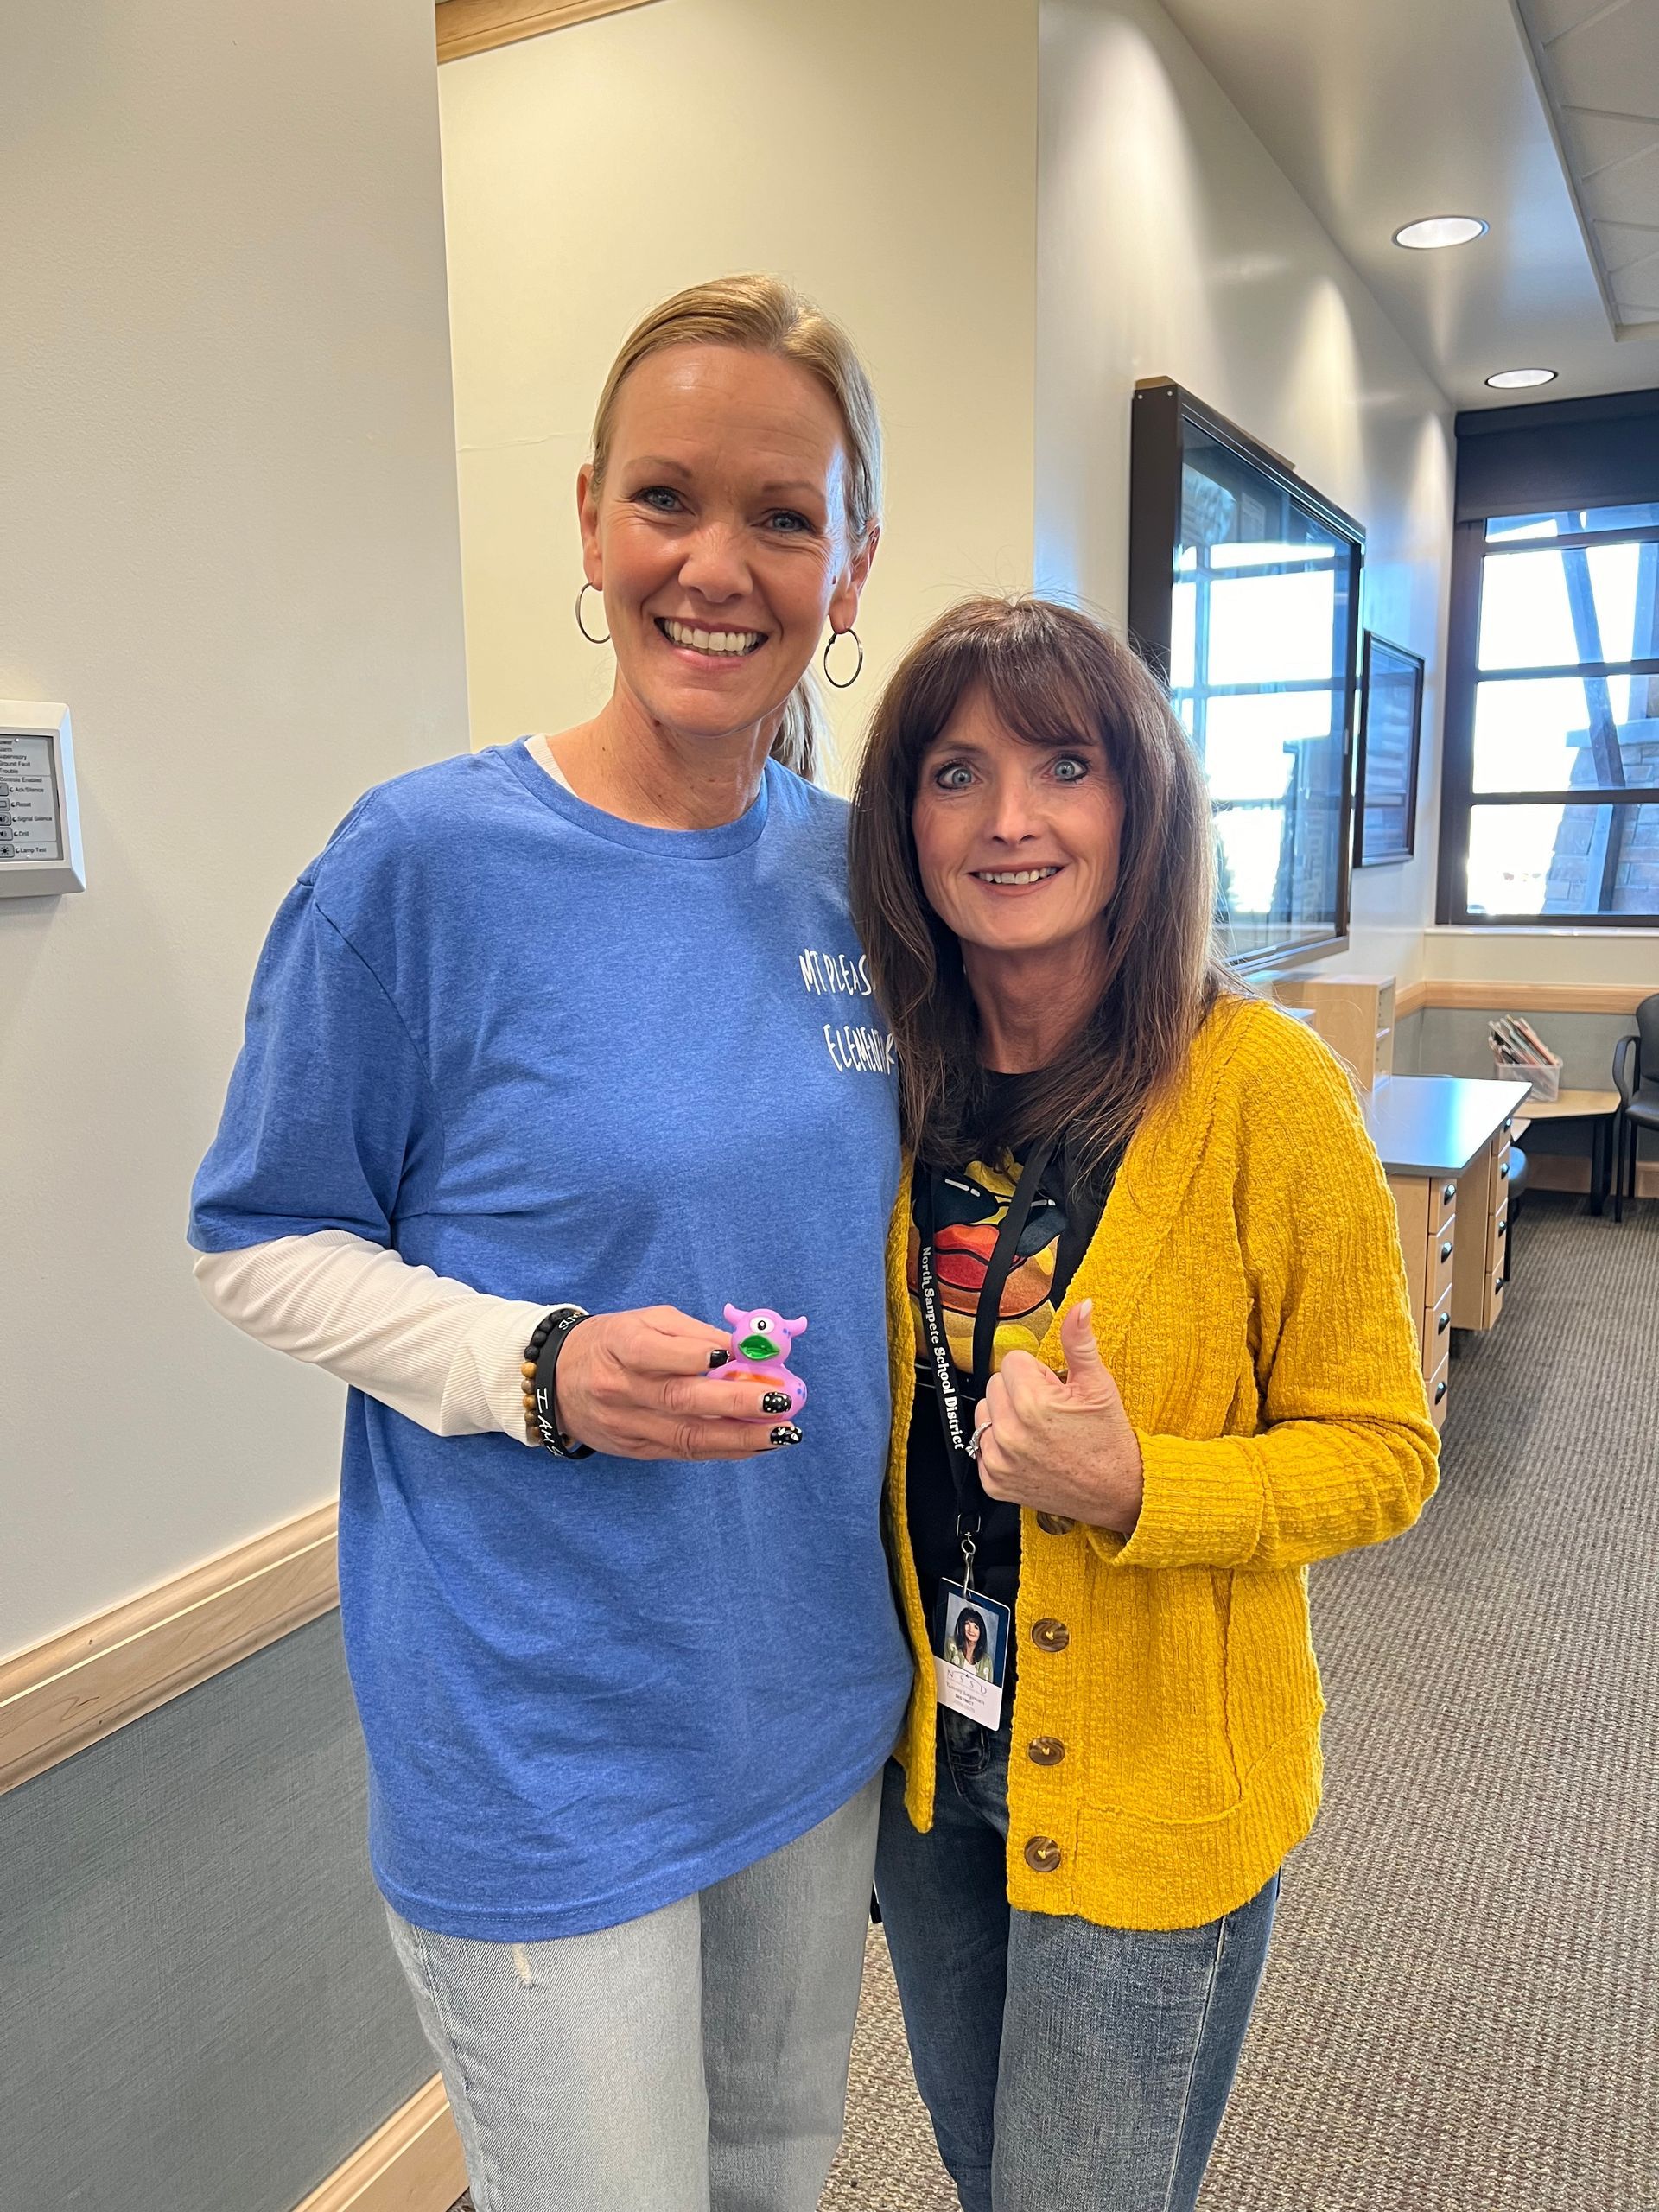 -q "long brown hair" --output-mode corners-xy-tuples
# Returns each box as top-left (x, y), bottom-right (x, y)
(588, 274), (883, 784)
(849, 595), (1234, 1179)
